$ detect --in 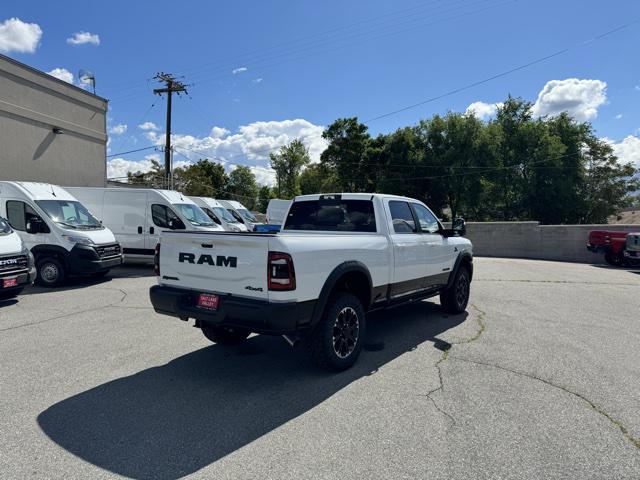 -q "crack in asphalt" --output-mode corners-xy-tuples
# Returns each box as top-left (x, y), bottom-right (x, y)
(450, 356), (640, 450)
(0, 288), (129, 332)
(423, 304), (487, 427)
